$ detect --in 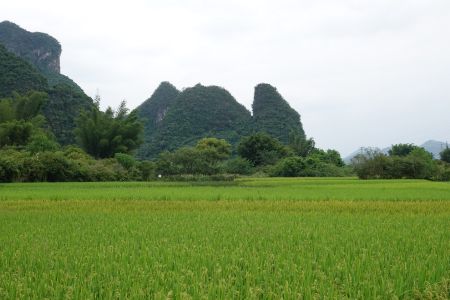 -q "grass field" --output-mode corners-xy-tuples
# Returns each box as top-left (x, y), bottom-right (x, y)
(0, 178), (449, 299)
